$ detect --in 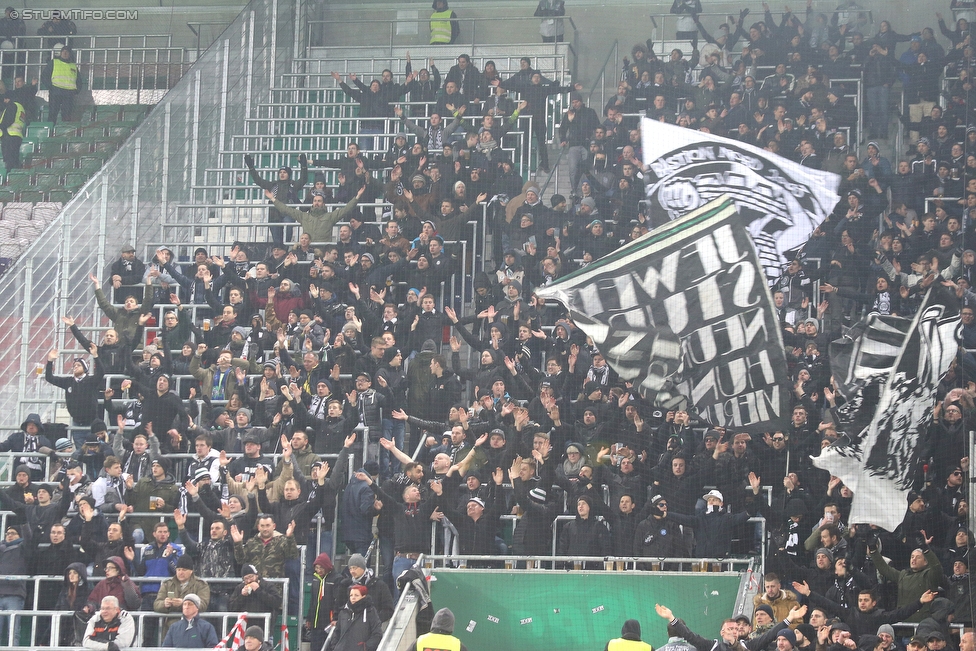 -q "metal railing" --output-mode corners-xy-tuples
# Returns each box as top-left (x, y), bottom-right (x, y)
(283, 52), (572, 89)
(0, 44), (188, 98)
(0, 574), (283, 648)
(304, 17), (579, 76)
(422, 553), (755, 572)
(186, 22), (235, 58)
(0, 0), (301, 430)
